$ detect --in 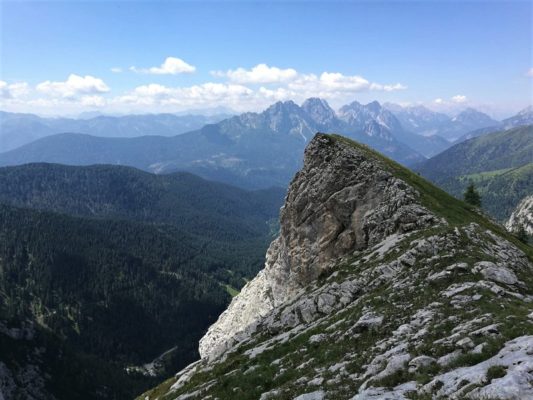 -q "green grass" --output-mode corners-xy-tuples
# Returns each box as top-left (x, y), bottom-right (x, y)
(486, 365), (506, 381)
(223, 284), (240, 297)
(462, 163), (533, 182)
